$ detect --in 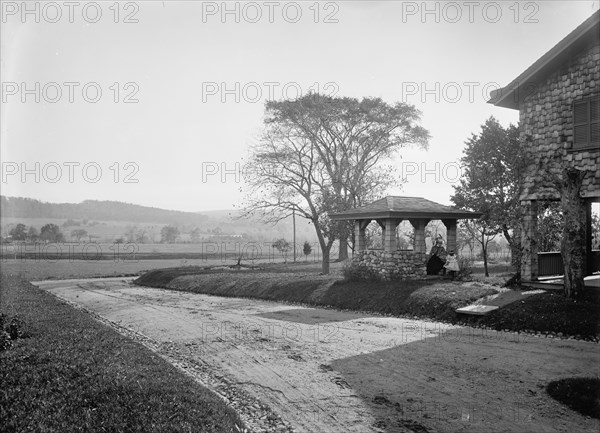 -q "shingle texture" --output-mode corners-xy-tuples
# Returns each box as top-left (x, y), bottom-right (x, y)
(329, 196), (480, 220)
